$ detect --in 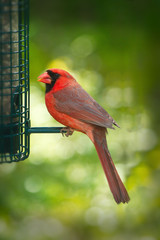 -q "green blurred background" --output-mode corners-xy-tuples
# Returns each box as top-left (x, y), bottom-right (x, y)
(0, 0), (160, 239)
